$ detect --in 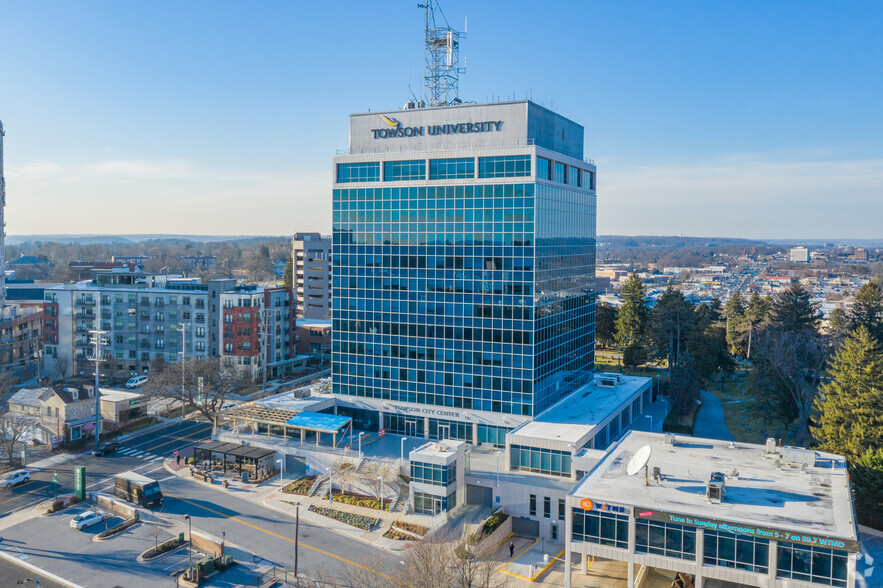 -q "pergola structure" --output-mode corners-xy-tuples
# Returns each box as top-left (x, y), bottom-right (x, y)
(216, 403), (353, 449)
